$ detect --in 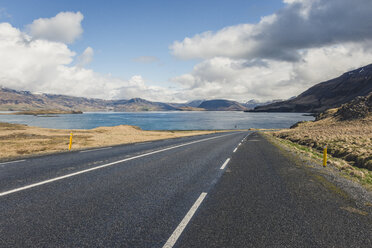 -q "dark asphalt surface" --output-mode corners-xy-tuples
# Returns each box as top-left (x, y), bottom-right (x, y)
(176, 133), (372, 248)
(0, 131), (246, 247)
(0, 132), (236, 192)
(1, 131), (371, 247)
